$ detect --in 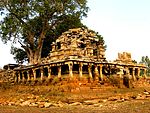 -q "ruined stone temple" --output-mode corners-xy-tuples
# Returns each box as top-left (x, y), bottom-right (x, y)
(0, 28), (147, 83)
